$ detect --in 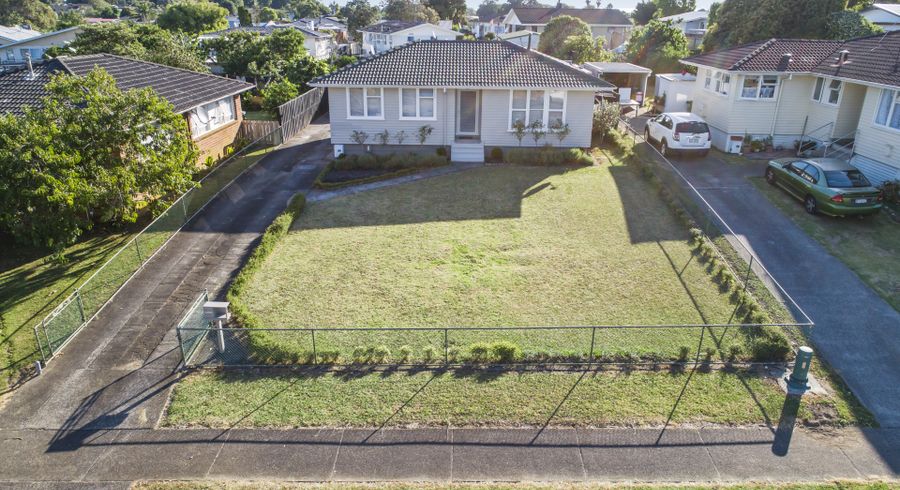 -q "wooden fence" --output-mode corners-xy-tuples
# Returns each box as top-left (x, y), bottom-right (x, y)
(278, 87), (325, 141)
(238, 120), (280, 143)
